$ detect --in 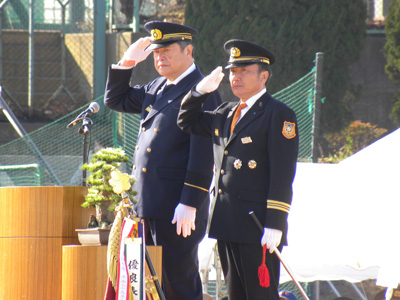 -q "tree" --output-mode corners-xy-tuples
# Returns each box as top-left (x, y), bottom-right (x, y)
(185, 0), (366, 134)
(384, 0), (400, 127)
(81, 147), (136, 227)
